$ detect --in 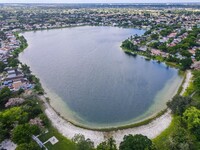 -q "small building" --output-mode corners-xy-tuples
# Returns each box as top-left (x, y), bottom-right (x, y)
(168, 32), (177, 38)
(138, 46), (147, 51)
(12, 80), (23, 91)
(189, 49), (196, 55)
(151, 49), (163, 55)
(191, 61), (200, 70)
